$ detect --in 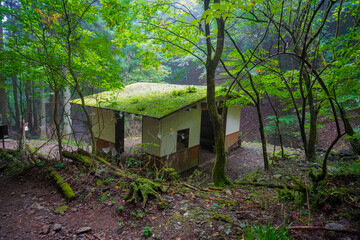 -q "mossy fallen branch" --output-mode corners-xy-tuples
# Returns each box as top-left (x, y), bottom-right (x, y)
(25, 144), (47, 162)
(125, 178), (167, 208)
(236, 181), (306, 192)
(76, 149), (111, 166)
(48, 167), (75, 200)
(62, 150), (93, 167)
(62, 150), (128, 178)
